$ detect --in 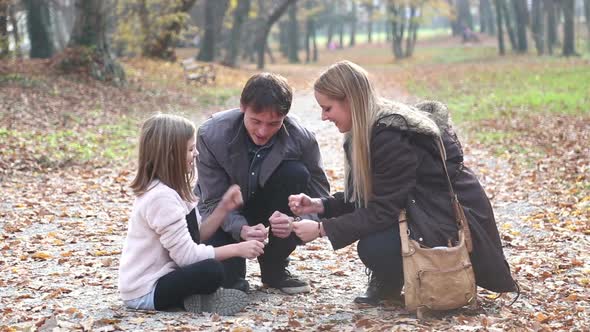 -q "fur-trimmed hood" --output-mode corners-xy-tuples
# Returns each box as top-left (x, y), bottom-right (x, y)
(374, 99), (451, 137)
